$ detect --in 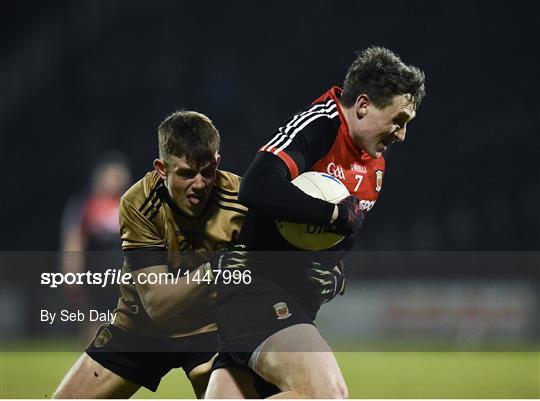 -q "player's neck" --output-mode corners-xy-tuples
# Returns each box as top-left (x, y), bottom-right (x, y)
(338, 100), (356, 140)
